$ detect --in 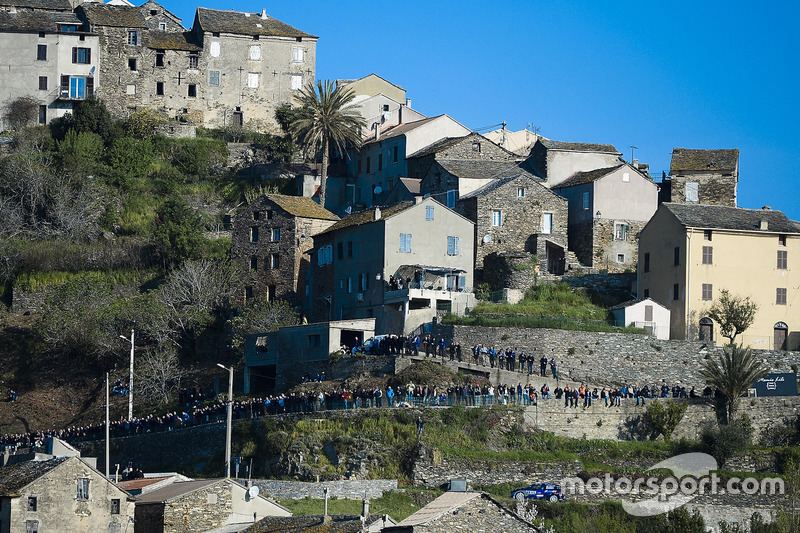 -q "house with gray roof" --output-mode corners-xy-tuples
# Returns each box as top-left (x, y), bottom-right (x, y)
(553, 162), (658, 272)
(658, 147), (739, 207)
(638, 203), (800, 346)
(522, 138), (623, 187)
